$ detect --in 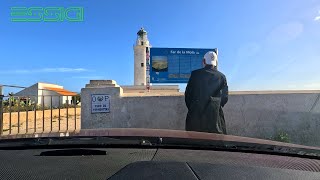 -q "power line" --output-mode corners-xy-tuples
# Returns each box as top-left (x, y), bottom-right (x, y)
(0, 84), (26, 89)
(0, 84), (80, 94)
